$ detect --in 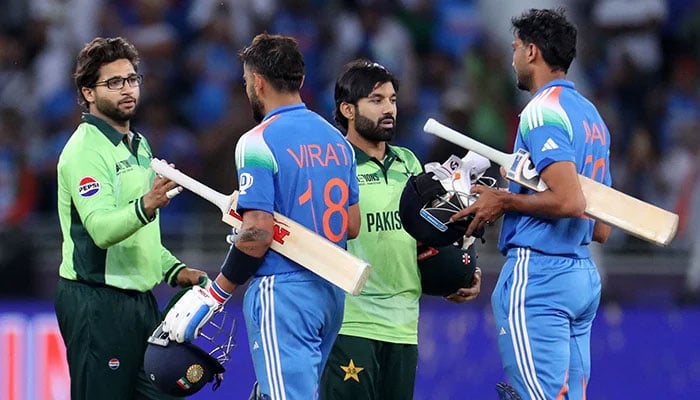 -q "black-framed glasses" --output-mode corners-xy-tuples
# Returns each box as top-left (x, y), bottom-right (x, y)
(94, 74), (143, 90)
